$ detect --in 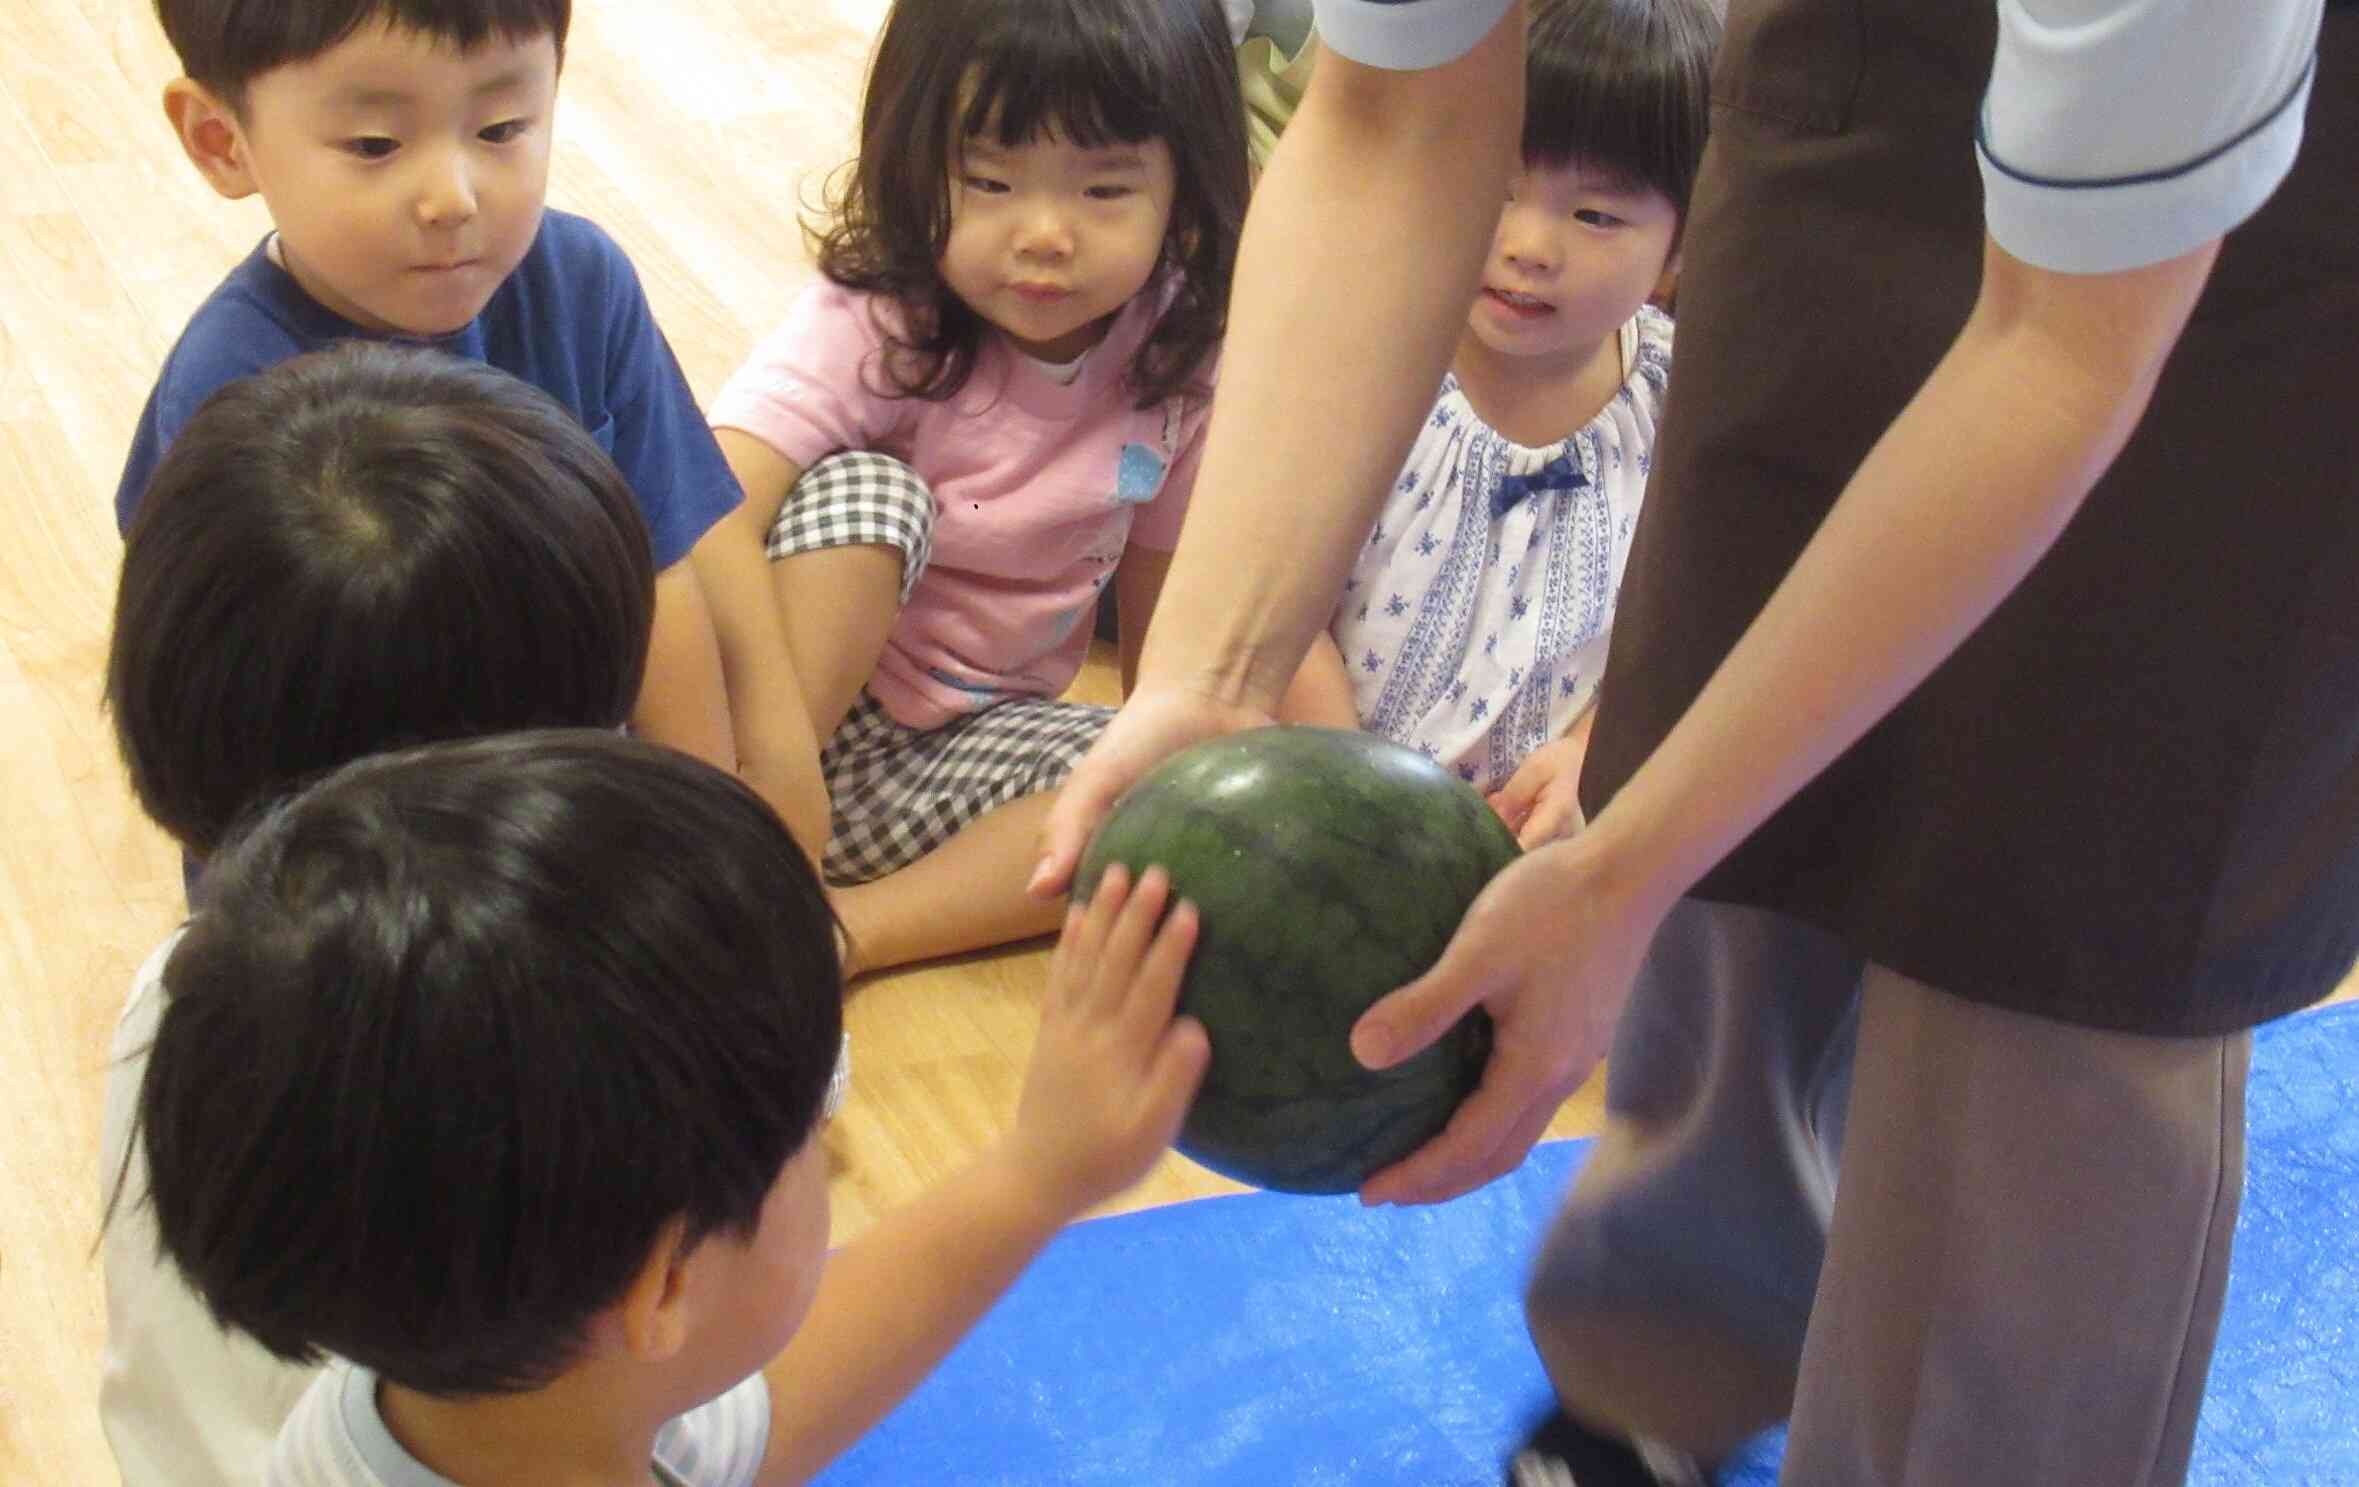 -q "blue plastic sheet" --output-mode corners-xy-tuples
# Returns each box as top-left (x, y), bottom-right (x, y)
(818, 1006), (2359, 1485)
